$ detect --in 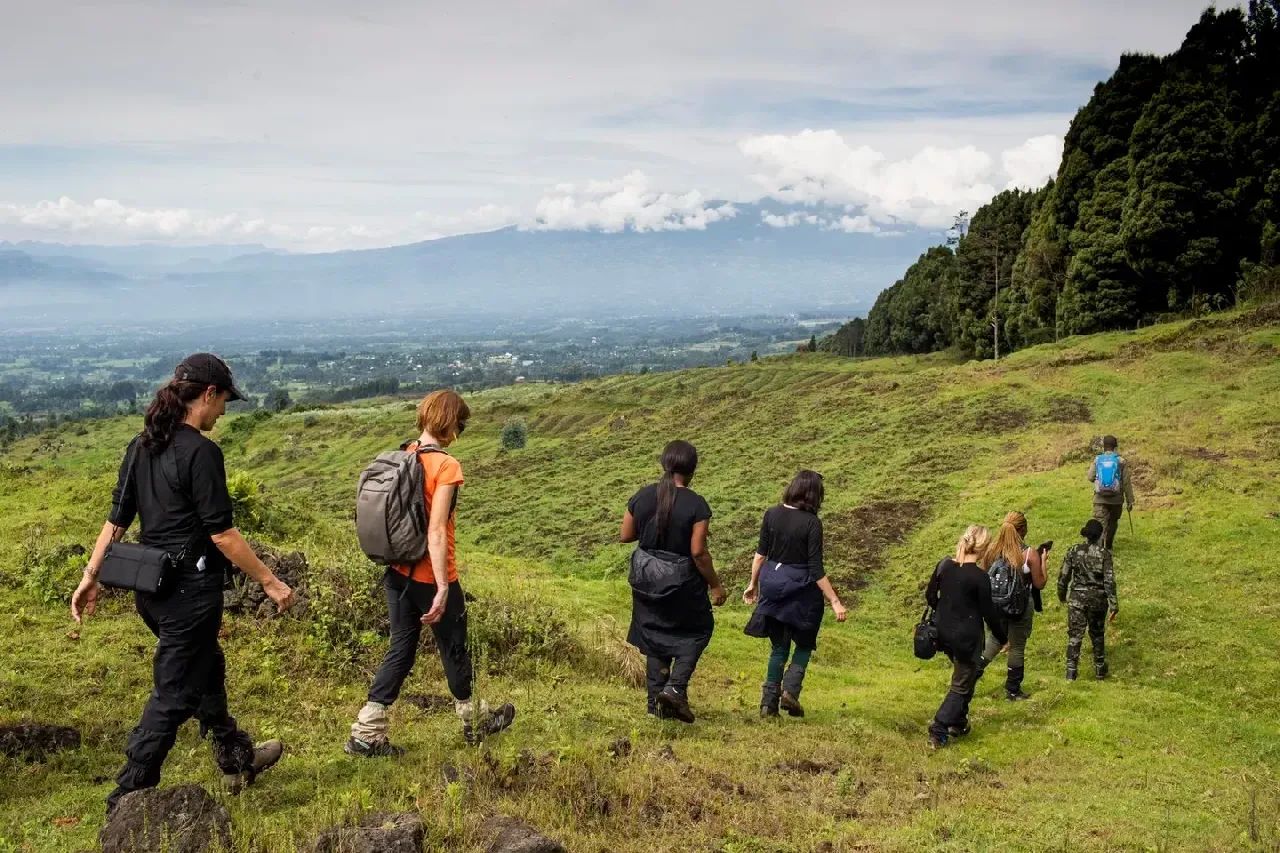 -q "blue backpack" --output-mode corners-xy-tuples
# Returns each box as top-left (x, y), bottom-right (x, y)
(1094, 452), (1121, 497)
